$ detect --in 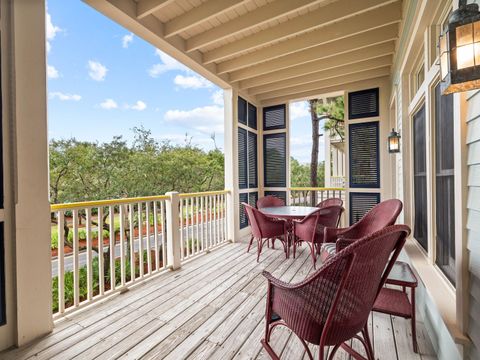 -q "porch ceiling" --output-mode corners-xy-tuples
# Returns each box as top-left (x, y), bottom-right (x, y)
(85, 0), (402, 105)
